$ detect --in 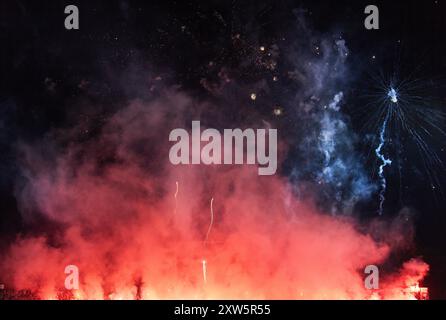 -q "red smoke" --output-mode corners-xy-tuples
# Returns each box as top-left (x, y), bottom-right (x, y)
(0, 94), (429, 299)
